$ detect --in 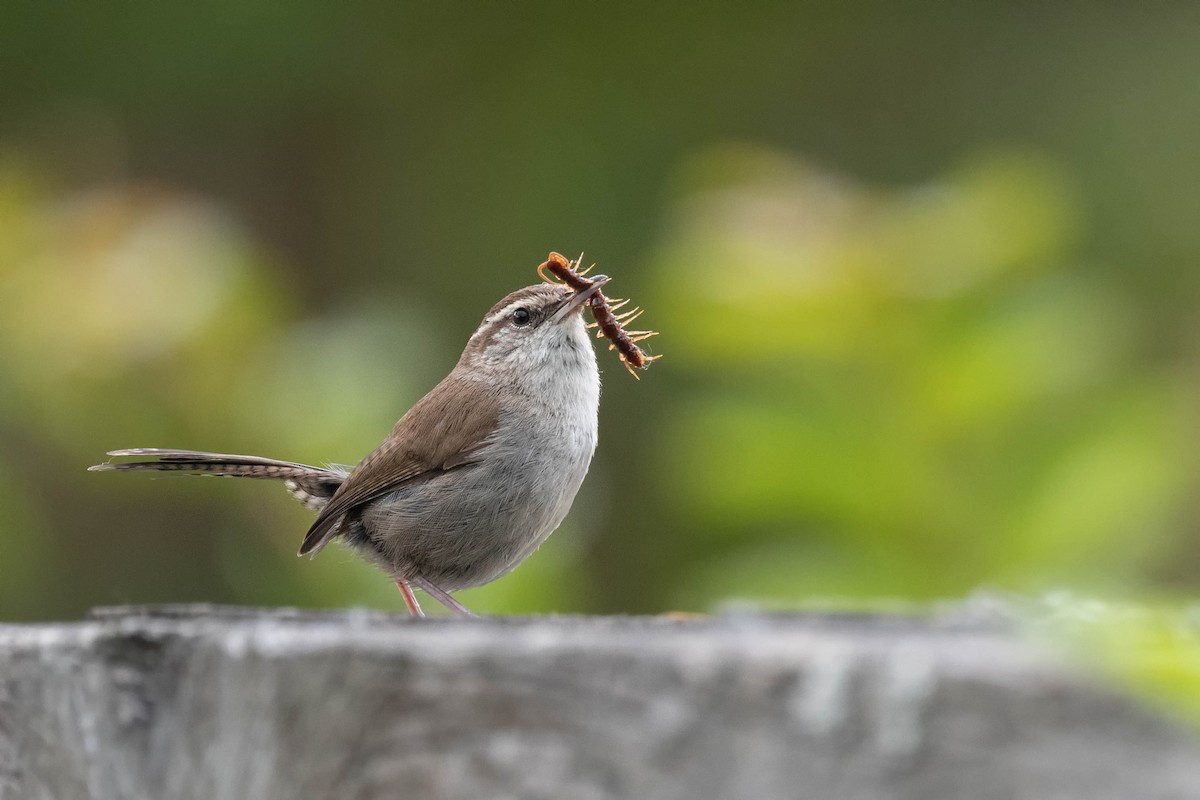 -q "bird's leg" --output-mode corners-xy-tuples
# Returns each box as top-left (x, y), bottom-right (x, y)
(412, 576), (477, 617)
(396, 580), (425, 617)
